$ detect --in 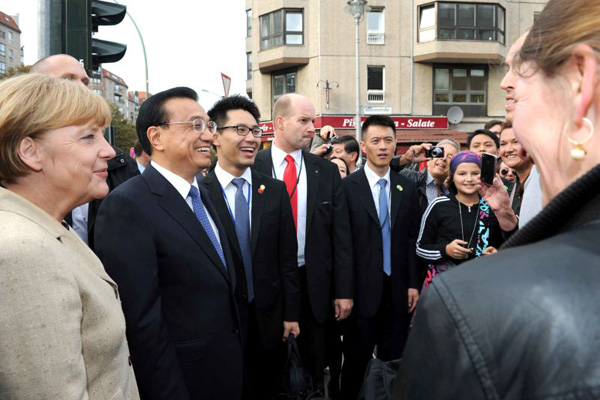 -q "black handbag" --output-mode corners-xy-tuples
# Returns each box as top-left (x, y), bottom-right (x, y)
(358, 358), (402, 400)
(275, 334), (322, 400)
